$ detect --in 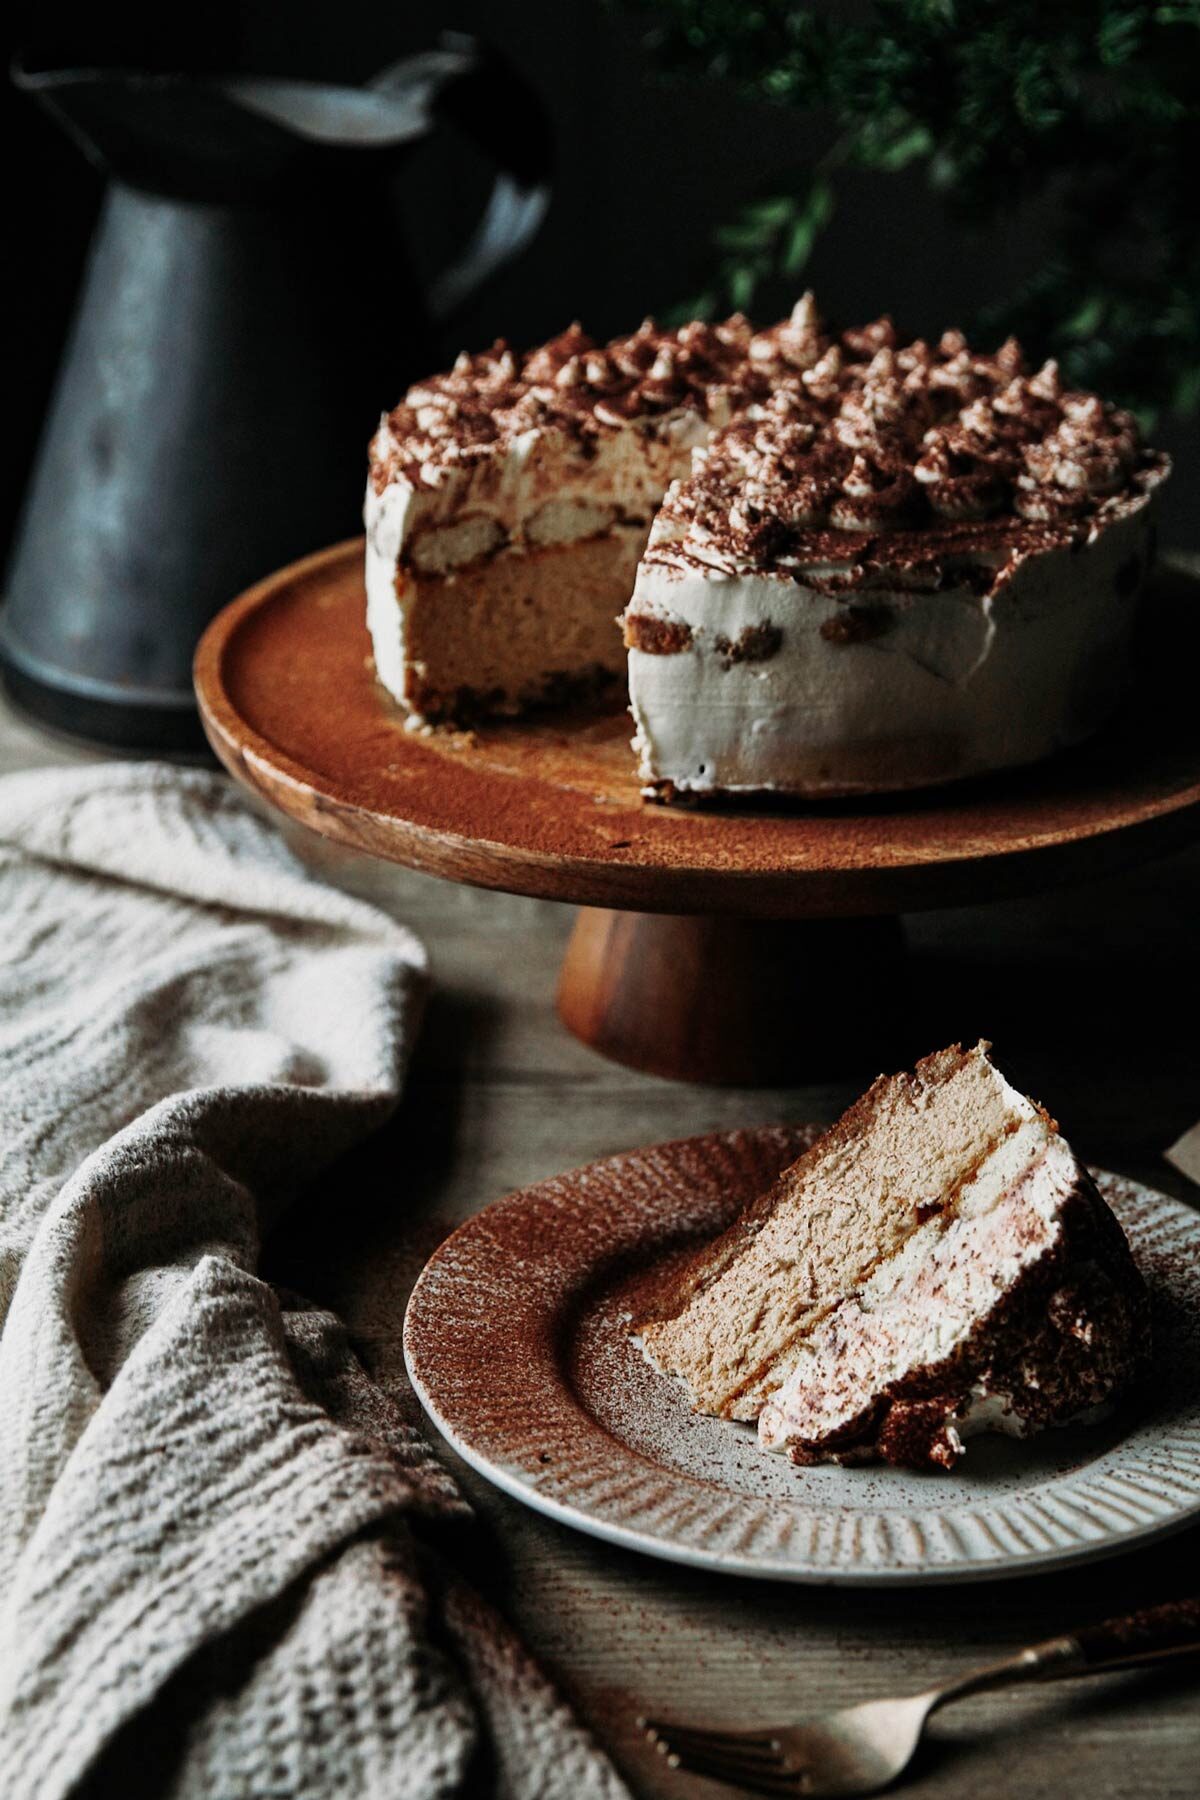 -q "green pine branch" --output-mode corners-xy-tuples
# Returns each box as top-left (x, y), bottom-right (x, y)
(625, 0), (1200, 415)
